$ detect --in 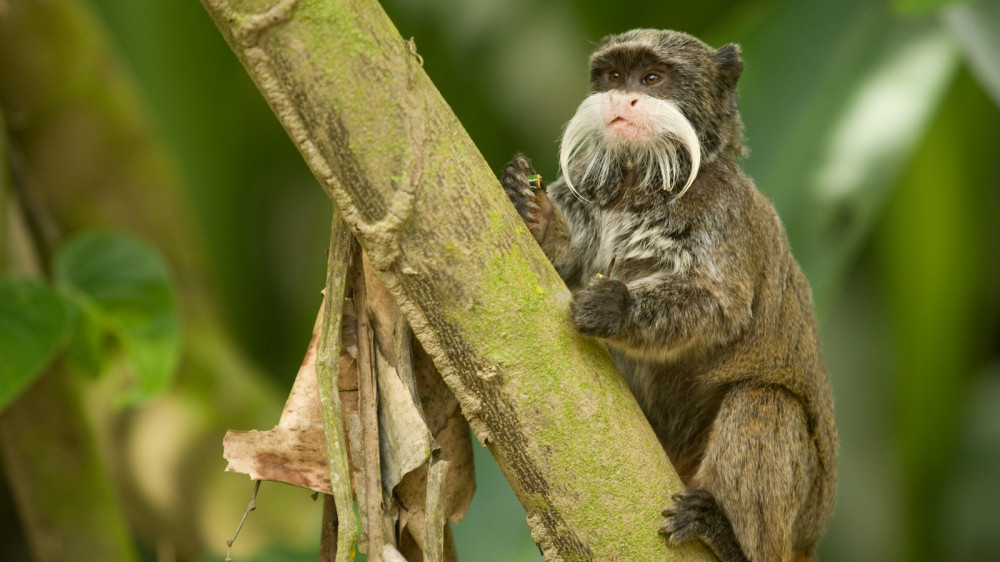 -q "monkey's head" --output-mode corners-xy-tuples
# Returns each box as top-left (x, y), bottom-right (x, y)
(559, 29), (744, 199)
